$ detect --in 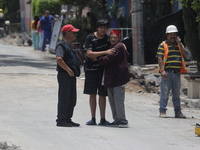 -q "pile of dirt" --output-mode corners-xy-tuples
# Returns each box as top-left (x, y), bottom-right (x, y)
(0, 33), (31, 46)
(126, 66), (194, 97)
(0, 142), (21, 150)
